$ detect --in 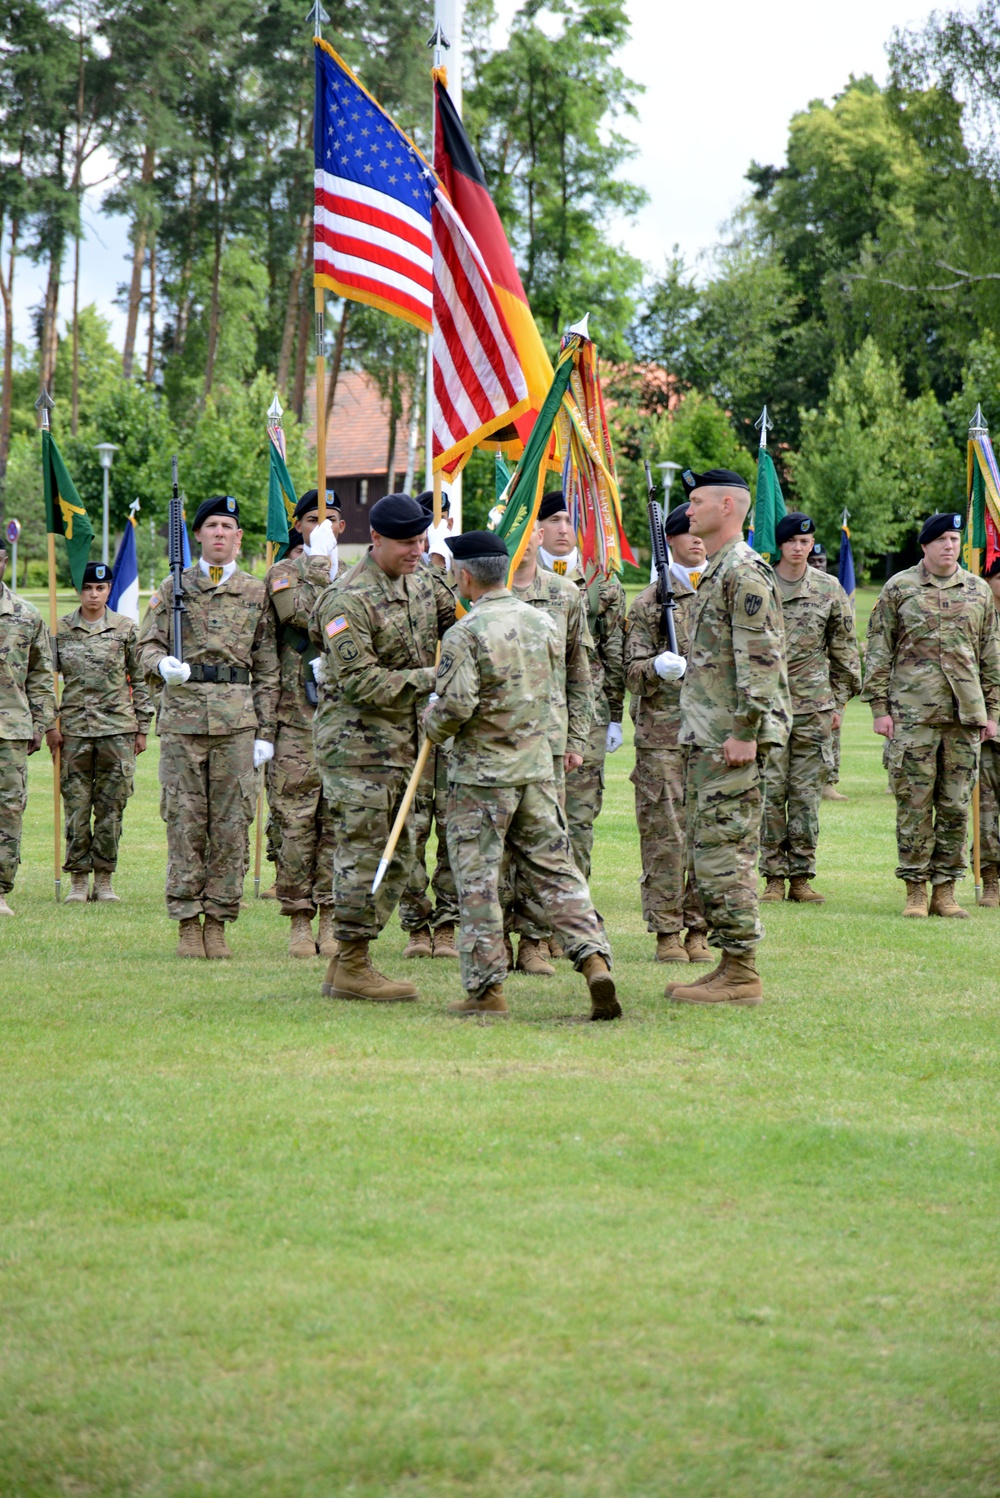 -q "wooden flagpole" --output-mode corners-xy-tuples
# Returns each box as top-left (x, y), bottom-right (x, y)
(36, 388), (61, 901)
(254, 534), (275, 898)
(371, 644), (440, 895)
(969, 406), (988, 902)
(315, 289), (327, 524)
